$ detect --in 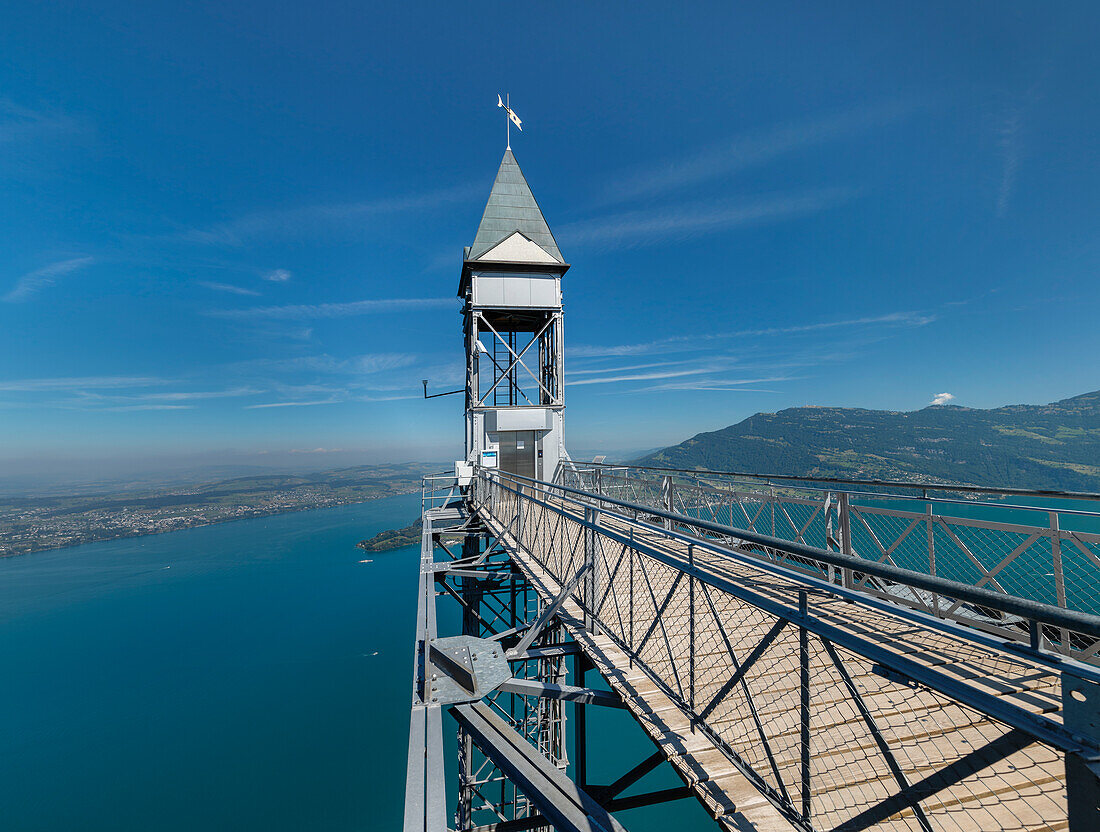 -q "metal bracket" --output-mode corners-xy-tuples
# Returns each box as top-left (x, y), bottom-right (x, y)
(426, 636), (512, 705)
